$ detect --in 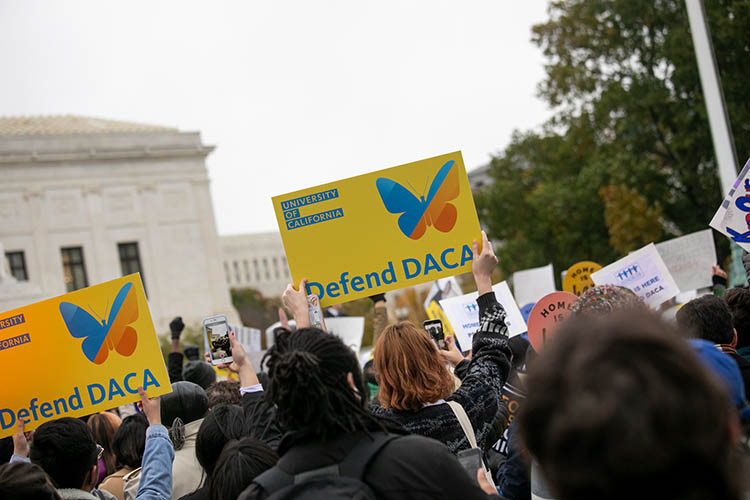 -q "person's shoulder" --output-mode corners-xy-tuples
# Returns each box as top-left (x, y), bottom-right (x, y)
(380, 433), (453, 459)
